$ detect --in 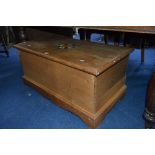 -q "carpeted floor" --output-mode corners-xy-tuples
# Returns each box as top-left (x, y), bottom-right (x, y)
(0, 37), (155, 129)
